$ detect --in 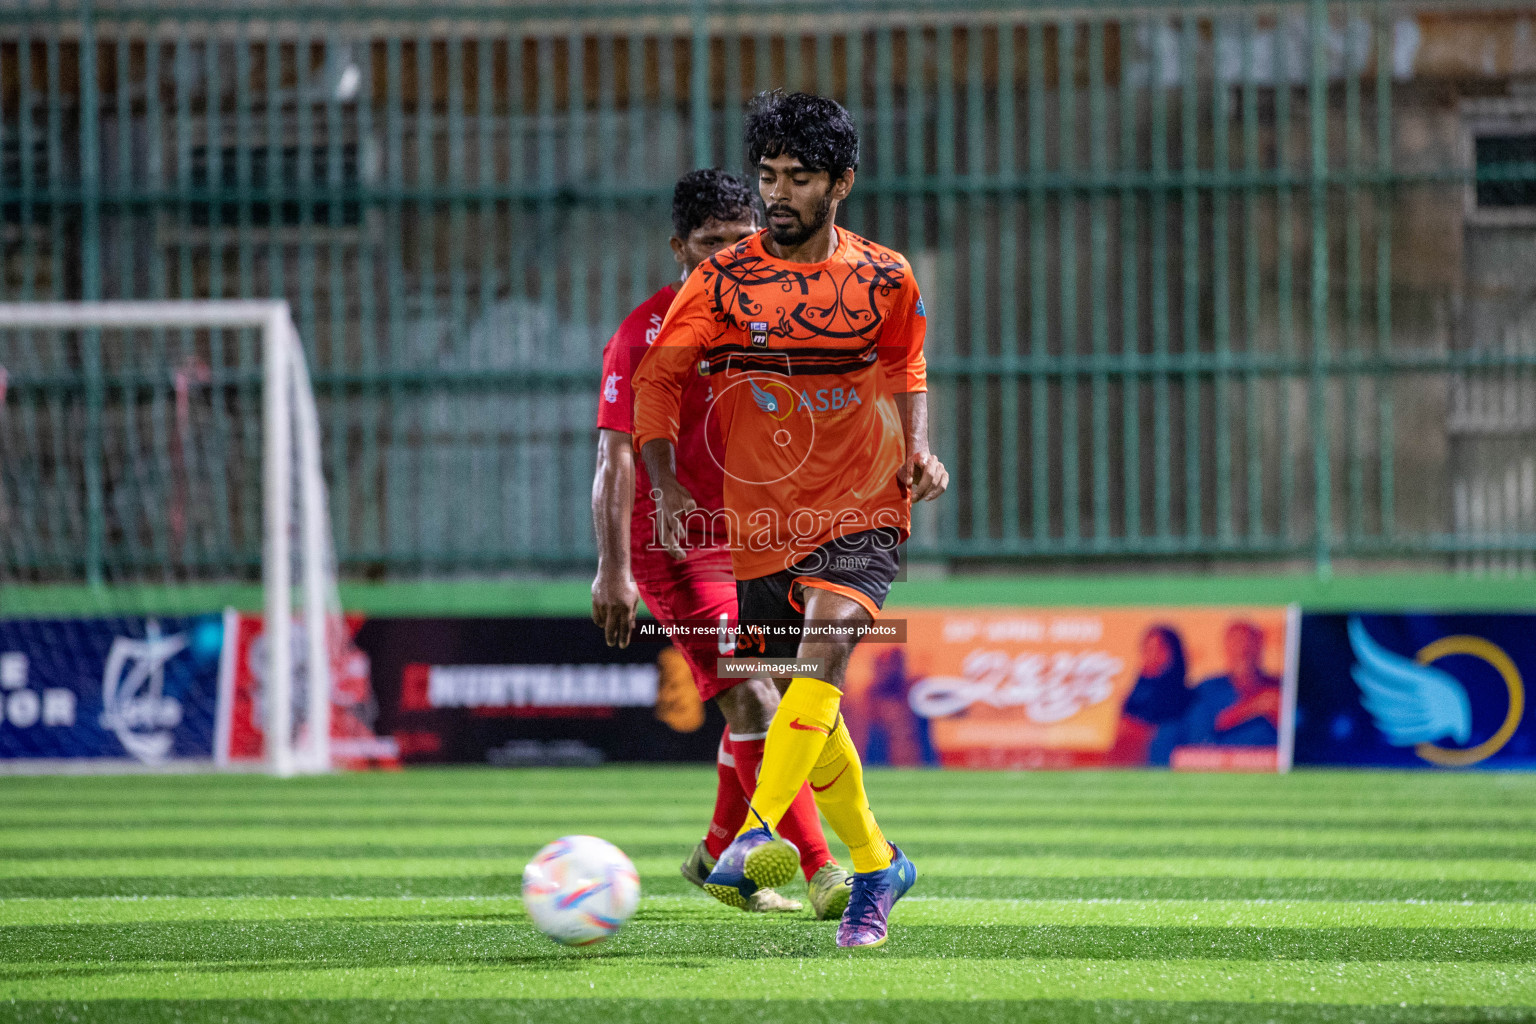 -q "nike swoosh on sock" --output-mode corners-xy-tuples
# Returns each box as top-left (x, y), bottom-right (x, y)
(810, 765), (848, 792)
